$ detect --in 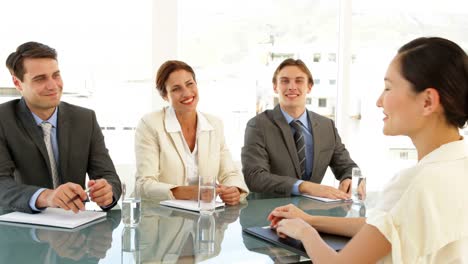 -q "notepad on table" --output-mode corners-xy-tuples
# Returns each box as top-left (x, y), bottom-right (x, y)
(160, 199), (225, 213)
(0, 208), (107, 229)
(301, 194), (352, 203)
